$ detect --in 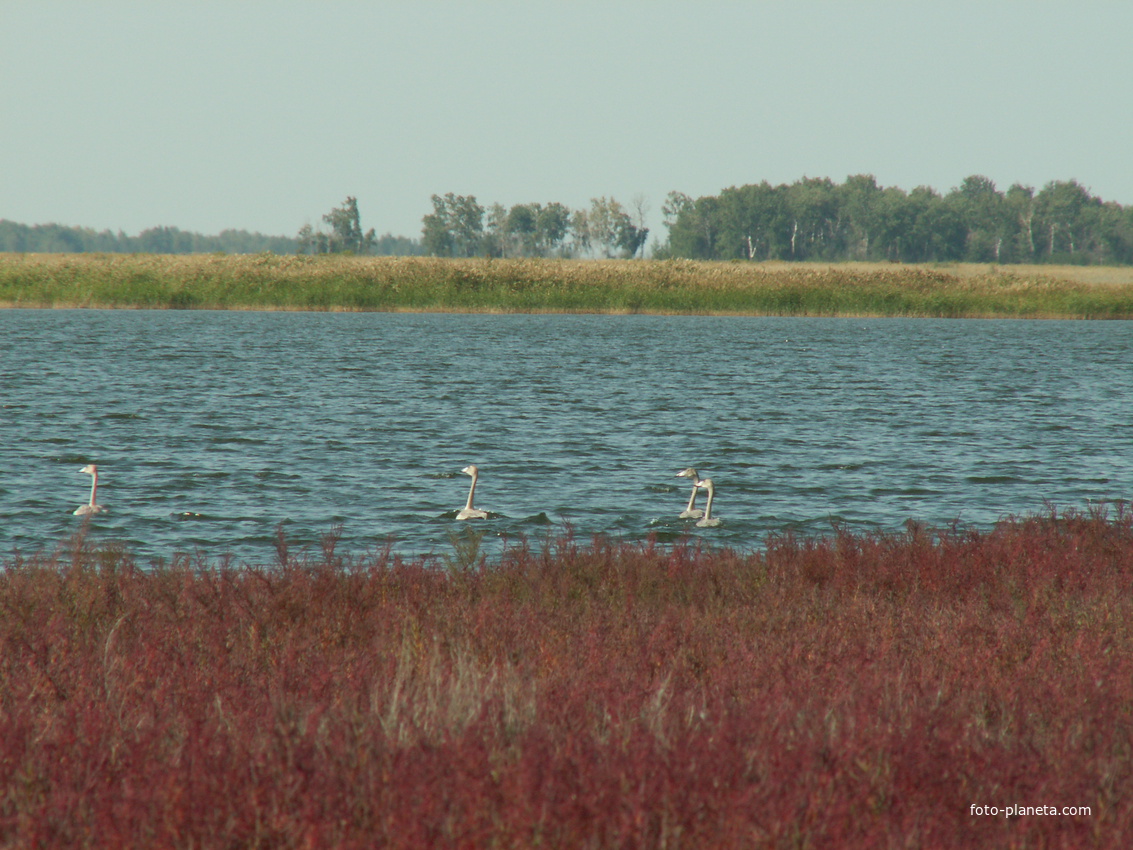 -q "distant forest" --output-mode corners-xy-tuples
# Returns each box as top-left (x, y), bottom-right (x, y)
(421, 177), (1133, 265)
(4, 175), (1132, 264)
(0, 222), (300, 255)
(0, 218), (422, 257)
(659, 176), (1133, 265)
